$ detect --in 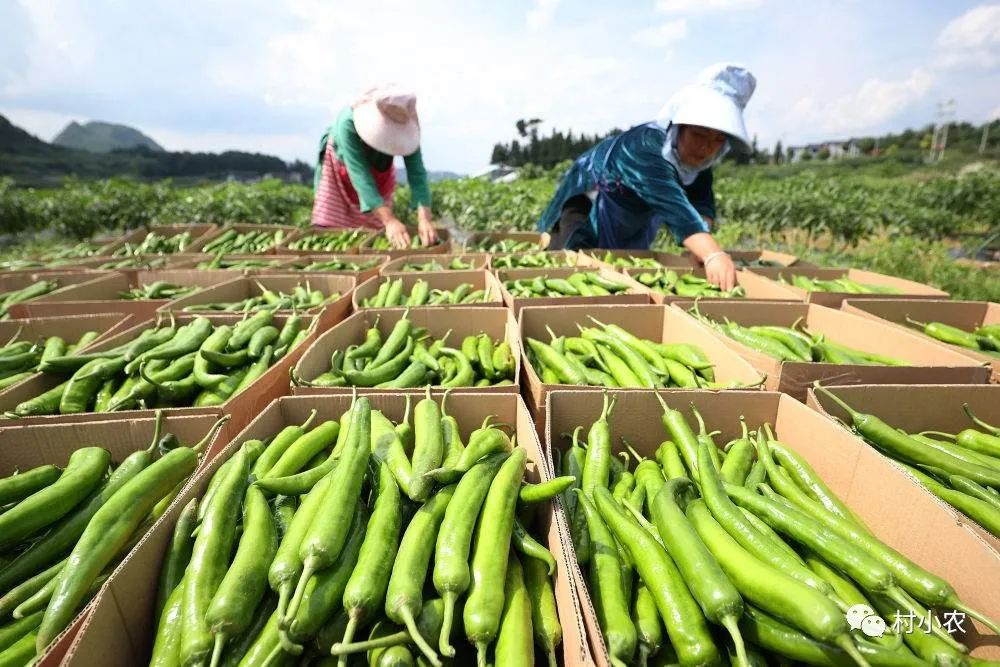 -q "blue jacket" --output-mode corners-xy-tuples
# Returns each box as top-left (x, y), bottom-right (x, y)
(537, 123), (715, 249)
